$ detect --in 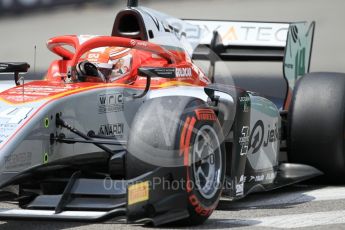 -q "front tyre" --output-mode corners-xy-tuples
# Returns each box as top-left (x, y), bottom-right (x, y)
(126, 97), (226, 225)
(177, 106), (226, 225)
